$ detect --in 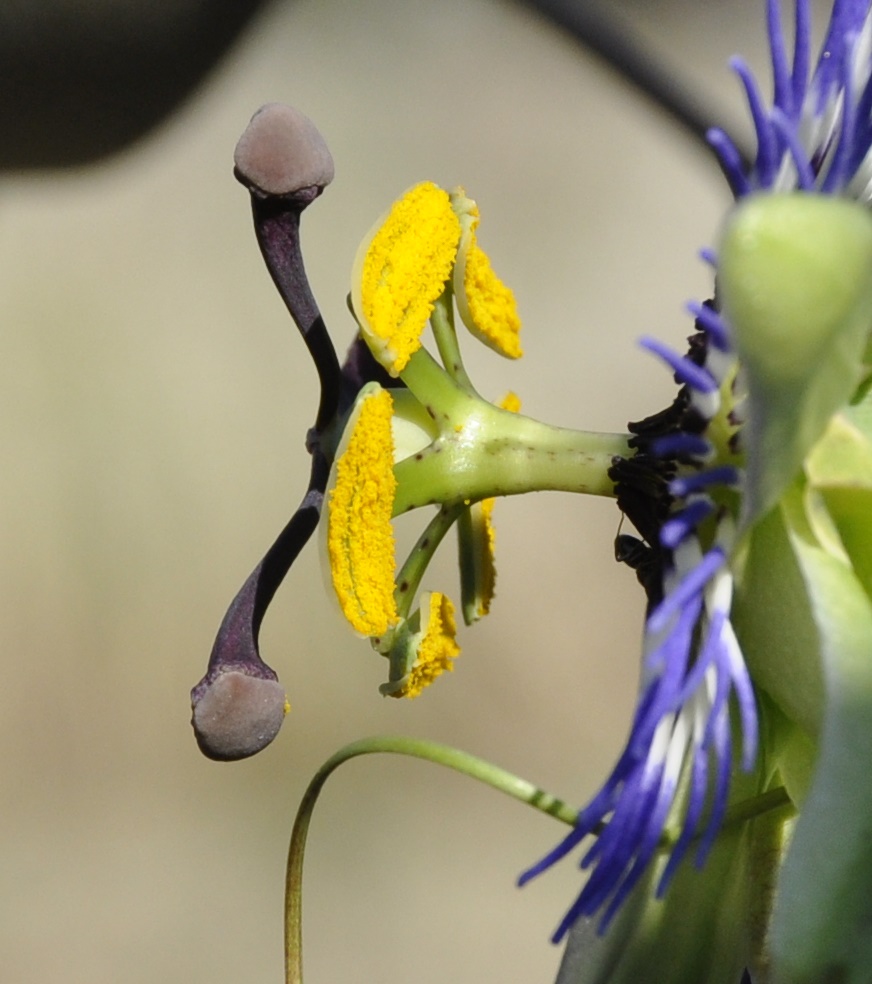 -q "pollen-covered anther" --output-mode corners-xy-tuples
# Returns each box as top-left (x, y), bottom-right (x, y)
(473, 498), (497, 615)
(459, 391), (519, 623)
(382, 592), (461, 699)
(352, 182), (462, 375)
(451, 190), (523, 358)
(458, 496), (498, 625)
(233, 103), (335, 199)
(327, 385), (399, 636)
